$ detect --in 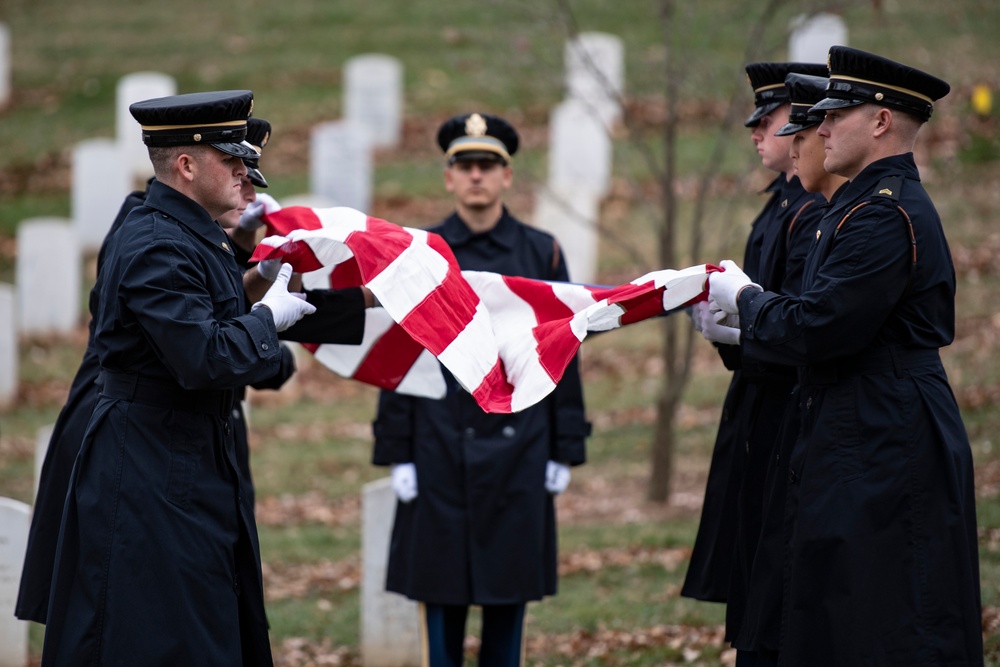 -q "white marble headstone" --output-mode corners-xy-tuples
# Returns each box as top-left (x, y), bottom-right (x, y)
(115, 72), (177, 181)
(0, 497), (31, 667)
(16, 218), (80, 336)
(344, 54), (404, 149)
(788, 13), (848, 64)
(0, 23), (10, 109)
(310, 120), (373, 214)
(360, 477), (421, 667)
(548, 99), (612, 198)
(72, 138), (132, 252)
(565, 31), (624, 128)
(533, 187), (601, 286)
(0, 285), (15, 410)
